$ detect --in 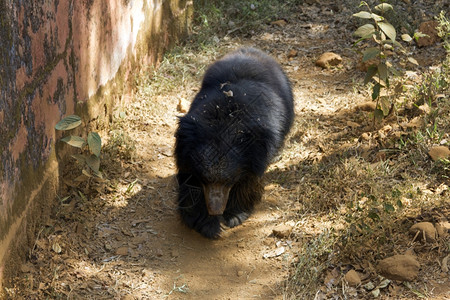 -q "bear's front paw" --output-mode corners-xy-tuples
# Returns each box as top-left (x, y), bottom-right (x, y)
(196, 216), (222, 239)
(224, 212), (249, 228)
